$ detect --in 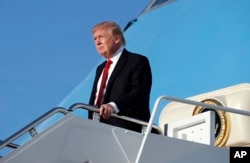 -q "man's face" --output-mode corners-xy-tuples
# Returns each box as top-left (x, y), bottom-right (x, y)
(93, 29), (118, 58)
